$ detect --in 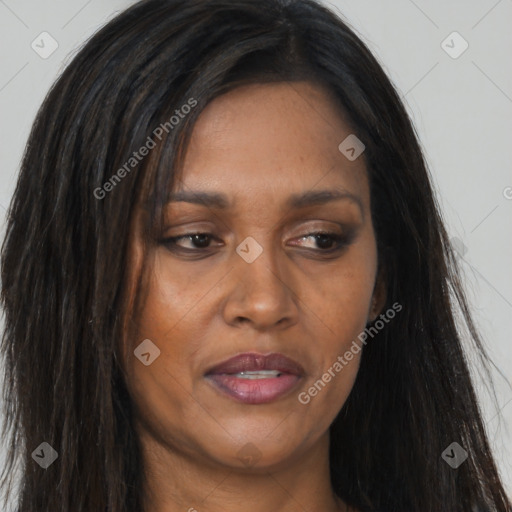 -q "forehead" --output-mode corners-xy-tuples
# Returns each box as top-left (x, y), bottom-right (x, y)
(174, 81), (369, 207)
